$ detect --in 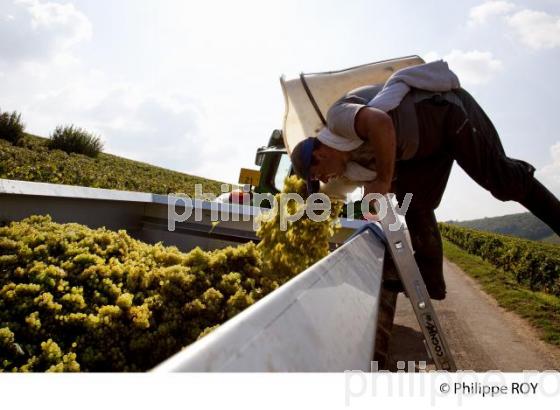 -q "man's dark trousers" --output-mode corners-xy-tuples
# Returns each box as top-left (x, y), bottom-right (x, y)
(394, 87), (560, 300)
